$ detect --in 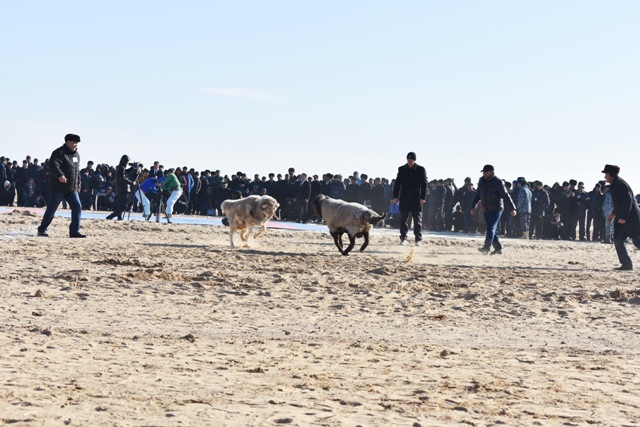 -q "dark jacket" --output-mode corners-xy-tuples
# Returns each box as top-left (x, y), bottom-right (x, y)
(471, 175), (515, 213)
(370, 184), (387, 213)
(456, 186), (477, 211)
(531, 189), (550, 216)
(295, 179), (311, 201)
(589, 191), (605, 214)
(48, 144), (81, 193)
(328, 180), (345, 199)
(358, 181), (372, 205)
(343, 183), (359, 203)
(115, 155), (135, 196)
(574, 191), (590, 211)
(392, 163), (428, 212)
(610, 176), (640, 238)
(554, 188), (572, 217)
